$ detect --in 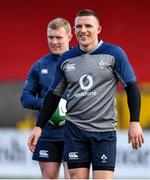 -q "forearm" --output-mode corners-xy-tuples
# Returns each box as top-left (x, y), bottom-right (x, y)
(36, 91), (61, 128)
(21, 92), (43, 110)
(125, 82), (141, 122)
